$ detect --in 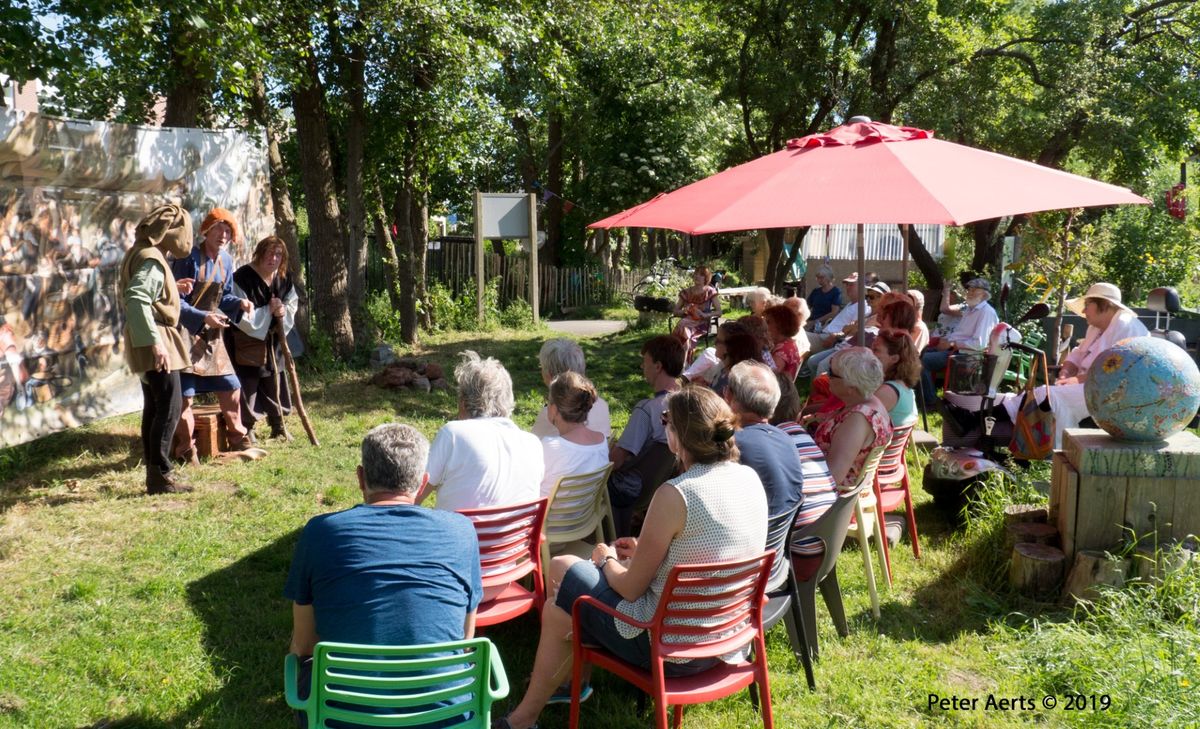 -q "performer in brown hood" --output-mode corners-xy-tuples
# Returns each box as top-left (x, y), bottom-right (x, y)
(119, 204), (194, 495)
